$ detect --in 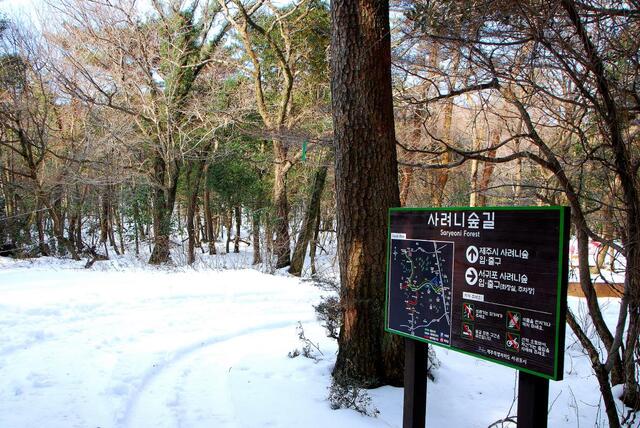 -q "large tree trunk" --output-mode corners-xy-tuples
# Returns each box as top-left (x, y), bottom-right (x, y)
(149, 154), (178, 265)
(150, 192), (171, 264)
(273, 142), (291, 268)
(289, 162), (328, 276)
(331, 0), (404, 387)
